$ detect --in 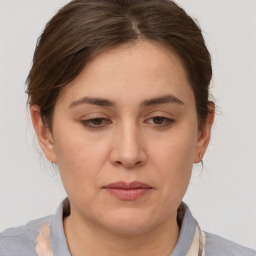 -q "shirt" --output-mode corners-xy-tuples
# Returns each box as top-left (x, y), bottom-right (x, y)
(0, 198), (255, 256)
